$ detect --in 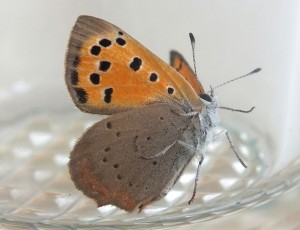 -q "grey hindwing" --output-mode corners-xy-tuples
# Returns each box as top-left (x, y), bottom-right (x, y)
(69, 103), (198, 212)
